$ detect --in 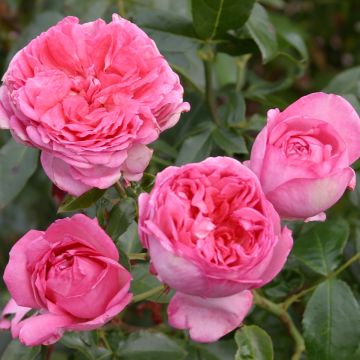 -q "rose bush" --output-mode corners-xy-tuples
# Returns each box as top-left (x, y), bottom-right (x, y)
(2, 214), (132, 346)
(248, 92), (360, 221)
(138, 157), (293, 342)
(0, 14), (189, 195)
